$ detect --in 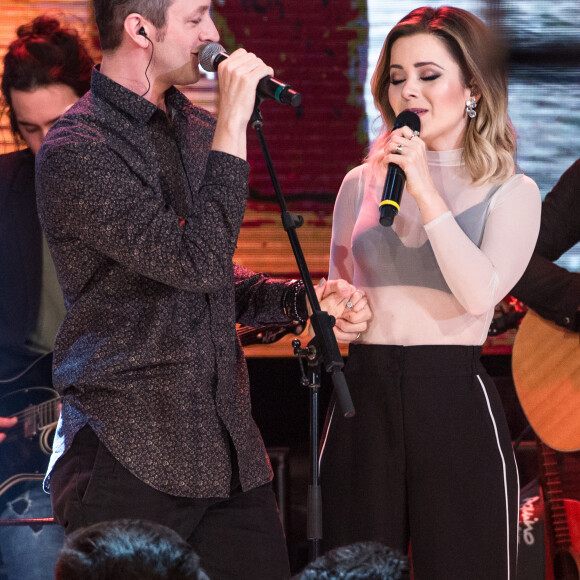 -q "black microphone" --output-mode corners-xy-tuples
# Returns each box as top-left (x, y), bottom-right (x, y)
(379, 111), (421, 227)
(198, 43), (301, 107)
